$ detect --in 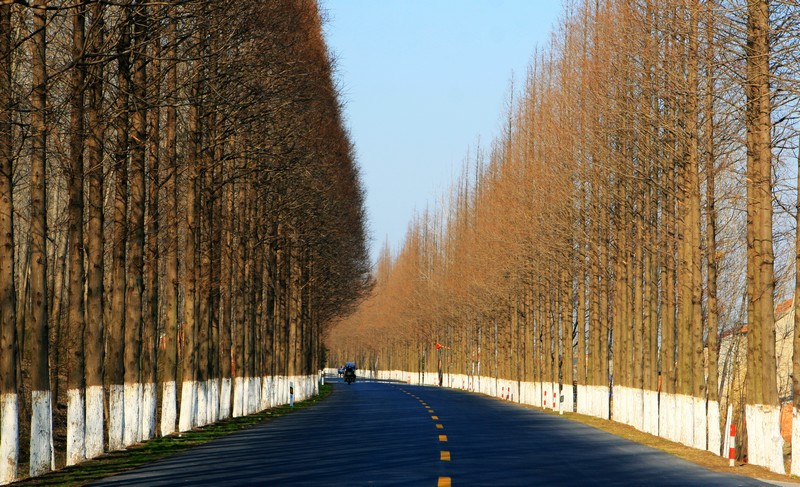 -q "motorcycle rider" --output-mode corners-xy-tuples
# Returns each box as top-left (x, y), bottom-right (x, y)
(343, 362), (356, 384)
